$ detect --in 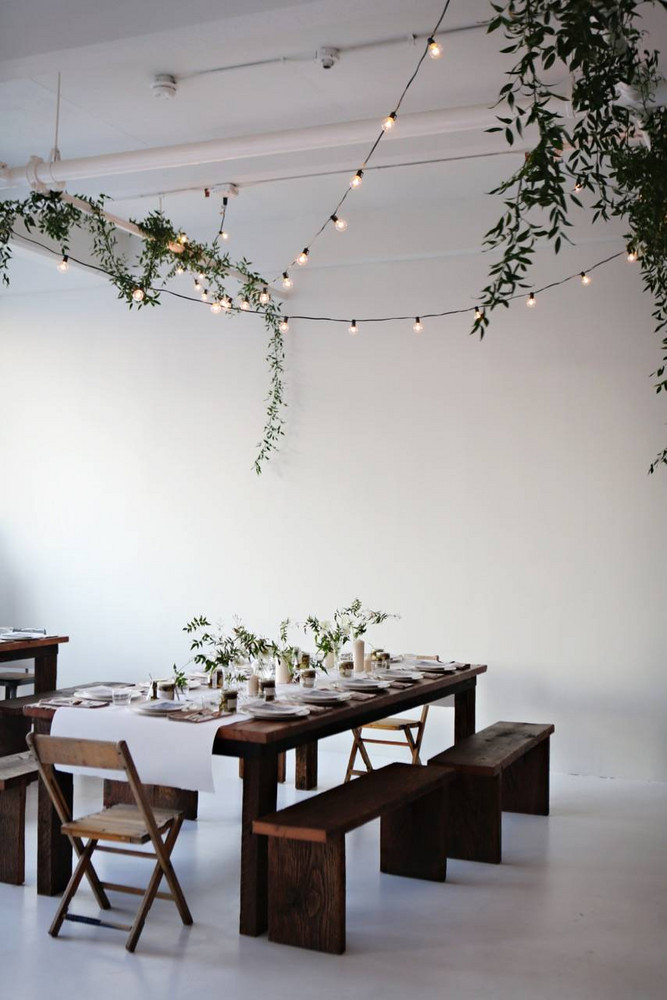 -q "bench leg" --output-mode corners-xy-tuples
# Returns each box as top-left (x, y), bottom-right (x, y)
(381, 786), (448, 882)
(448, 774), (502, 864)
(267, 836), (346, 954)
(502, 739), (550, 816)
(0, 784), (27, 884)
